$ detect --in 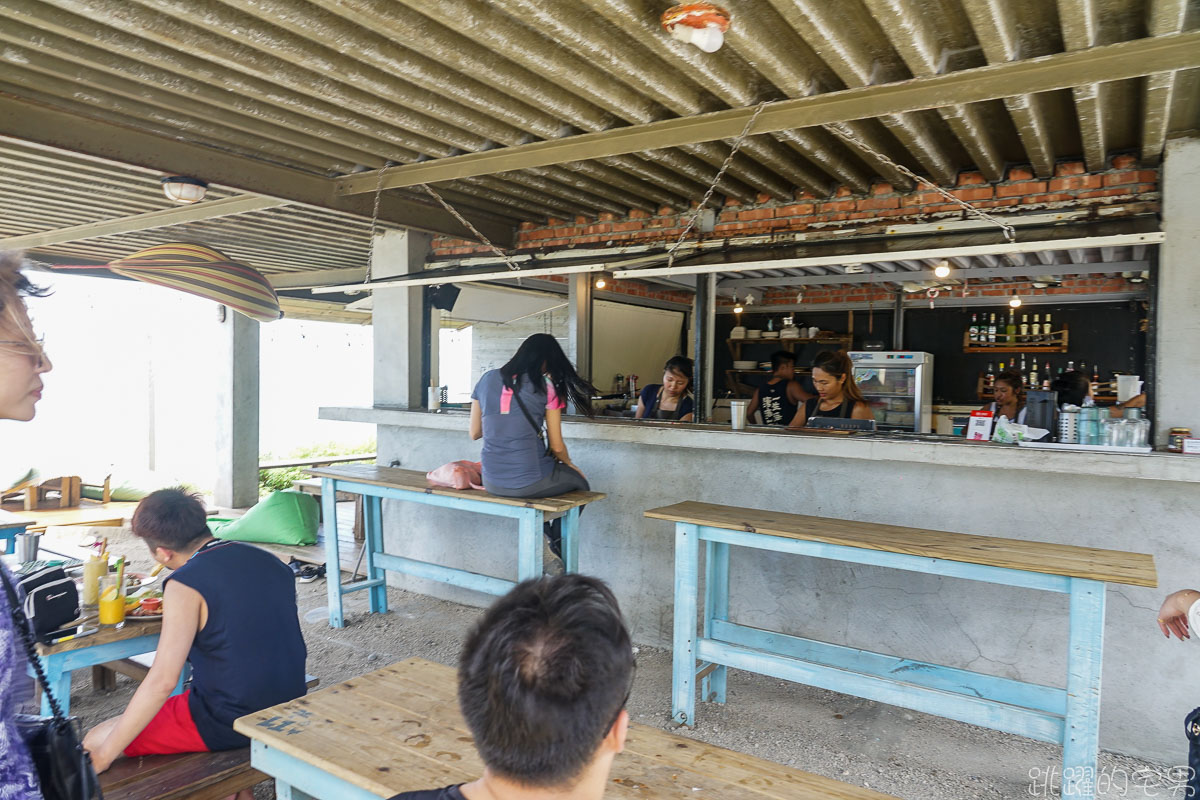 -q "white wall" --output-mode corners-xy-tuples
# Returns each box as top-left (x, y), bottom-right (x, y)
(591, 300), (685, 394)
